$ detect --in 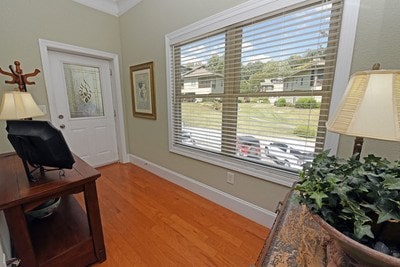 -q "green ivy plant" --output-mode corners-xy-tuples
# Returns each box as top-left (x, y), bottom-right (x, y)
(295, 151), (400, 256)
